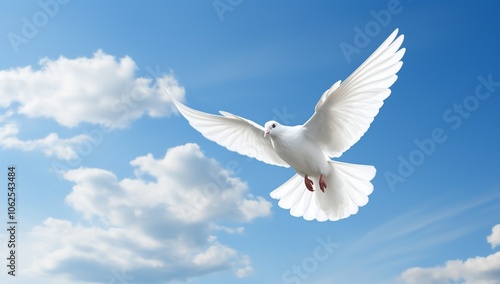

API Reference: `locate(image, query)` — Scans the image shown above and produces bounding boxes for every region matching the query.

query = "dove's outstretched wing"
[170,96,289,167]
[304,29,405,158]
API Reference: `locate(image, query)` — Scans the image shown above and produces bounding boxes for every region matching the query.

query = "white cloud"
[28,143,271,283]
[401,224,500,284]
[0,123,89,160]
[192,242,238,267]
[211,224,245,234]
[0,50,185,128]
[487,224,500,249]
[235,255,254,278]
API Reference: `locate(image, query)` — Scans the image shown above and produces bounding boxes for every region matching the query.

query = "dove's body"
[268,125,330,178]
[170,29,405,221]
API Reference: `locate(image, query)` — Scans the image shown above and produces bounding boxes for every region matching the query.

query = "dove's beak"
[264,130,270,137]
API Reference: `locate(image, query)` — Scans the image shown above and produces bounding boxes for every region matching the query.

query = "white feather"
[269,162,375,221]
[170,97,289,167]
[304,28,405,158]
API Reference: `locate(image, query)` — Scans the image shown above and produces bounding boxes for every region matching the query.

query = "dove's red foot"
[304,175,314,192]
[319,175,327,192]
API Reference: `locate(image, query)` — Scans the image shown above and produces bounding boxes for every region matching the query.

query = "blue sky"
[1,1,500,283]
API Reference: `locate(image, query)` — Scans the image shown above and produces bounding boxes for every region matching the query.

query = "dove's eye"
[272,124,276,128]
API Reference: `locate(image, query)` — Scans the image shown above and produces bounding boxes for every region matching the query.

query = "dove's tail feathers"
[270,161,376,222]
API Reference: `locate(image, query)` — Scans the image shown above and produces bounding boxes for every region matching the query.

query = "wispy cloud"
[0,122,89,160]
[311,191,500,283]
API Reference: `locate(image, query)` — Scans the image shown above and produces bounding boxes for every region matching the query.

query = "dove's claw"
[319,175,327,192]
[304,175,314,192]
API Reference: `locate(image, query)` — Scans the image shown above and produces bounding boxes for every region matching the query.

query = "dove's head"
[264,120,281,137]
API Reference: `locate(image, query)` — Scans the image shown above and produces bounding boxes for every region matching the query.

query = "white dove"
[170,29,405,221]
